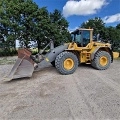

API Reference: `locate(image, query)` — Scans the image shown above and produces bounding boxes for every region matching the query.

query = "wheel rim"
[64,58,74,70]
[99,56,108,66]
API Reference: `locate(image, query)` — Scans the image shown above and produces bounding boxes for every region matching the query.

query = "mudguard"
[44,44,69,63]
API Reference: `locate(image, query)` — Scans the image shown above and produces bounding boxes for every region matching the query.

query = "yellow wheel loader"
[5,28,119,81]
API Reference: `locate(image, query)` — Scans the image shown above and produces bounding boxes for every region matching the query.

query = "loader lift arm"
[5,39,68,81]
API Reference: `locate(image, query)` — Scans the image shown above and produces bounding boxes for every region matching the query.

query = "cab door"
[81,30,90,47]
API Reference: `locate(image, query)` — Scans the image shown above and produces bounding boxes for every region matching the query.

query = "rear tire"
[91,51,111,70]
[55,51,78,75]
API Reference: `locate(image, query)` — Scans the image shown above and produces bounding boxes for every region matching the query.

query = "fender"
[91,47,100,60]
[45,44,69,62]
[91,47,113,62]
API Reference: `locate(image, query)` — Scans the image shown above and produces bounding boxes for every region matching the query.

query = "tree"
[0,0,15,47]
[81,17,105,36]
[116,23,120,29]
[31,7,51,50]
[49,9,71,47]
[0,1,71,51]
[115,24,120,45]
[0,0,39,48]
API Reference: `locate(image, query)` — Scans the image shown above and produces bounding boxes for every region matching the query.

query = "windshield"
[71,30,90,47]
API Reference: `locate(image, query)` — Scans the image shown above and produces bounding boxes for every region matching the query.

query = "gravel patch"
[0,58,120,120]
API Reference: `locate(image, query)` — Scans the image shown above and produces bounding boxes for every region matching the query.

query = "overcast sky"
[33,0,120,31]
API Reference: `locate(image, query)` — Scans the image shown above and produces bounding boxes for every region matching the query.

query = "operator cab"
[71,28,92,47]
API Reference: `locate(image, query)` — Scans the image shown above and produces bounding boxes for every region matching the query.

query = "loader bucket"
[5,49,34,81]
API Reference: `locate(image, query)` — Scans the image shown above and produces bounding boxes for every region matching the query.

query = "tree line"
[0,0,70,51]
[0,0,120,56]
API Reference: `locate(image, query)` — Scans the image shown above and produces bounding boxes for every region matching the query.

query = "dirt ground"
[0,57,120,120]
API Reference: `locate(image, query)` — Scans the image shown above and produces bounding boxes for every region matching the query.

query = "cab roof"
[71,28,93,34]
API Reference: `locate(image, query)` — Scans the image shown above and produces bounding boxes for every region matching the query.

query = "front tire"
[55,51,78,75]
[91,51,111,70]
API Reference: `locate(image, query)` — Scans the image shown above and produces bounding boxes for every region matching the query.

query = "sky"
[33,0,120,31]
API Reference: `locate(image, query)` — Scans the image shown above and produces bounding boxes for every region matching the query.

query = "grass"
[0,57,16,65]
[31,48,38,52]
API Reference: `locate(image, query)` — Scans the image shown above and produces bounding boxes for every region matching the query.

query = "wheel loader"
[5,28,119,81]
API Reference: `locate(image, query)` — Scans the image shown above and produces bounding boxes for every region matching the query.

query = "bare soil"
[0,57,120,120]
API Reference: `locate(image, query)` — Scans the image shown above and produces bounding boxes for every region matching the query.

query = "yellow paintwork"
[68,41,112,63]
[99,56,108,66]
[67,28,115,63]
[64,58,74,70]
[45,58,49,61]
[113,52,119,58]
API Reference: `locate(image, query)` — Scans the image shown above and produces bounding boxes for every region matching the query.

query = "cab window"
[82,30,90,46]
